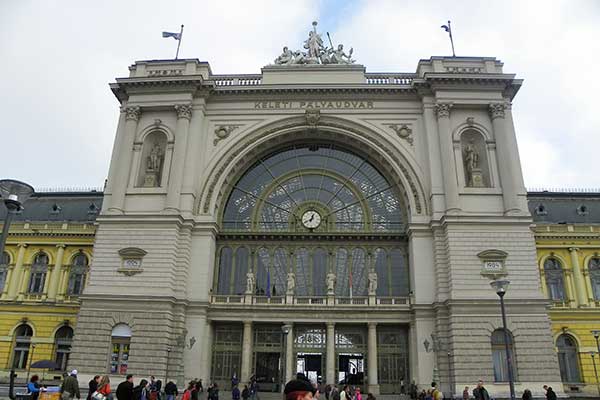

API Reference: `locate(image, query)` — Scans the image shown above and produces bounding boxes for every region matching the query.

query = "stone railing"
[365,74,415,85]
[213,75,263,86]
[210,295,408,306]
[212,74,415,87]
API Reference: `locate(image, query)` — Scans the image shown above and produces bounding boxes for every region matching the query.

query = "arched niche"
[136,130,168,188]
[460,129,491,188]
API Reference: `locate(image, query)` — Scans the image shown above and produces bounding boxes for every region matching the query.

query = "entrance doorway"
[296,353,323,383]
[254,352,280,392]
[338,353,364,385]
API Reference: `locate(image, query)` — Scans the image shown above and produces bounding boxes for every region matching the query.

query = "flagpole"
[175,24,184,59]
[447,20,456,57]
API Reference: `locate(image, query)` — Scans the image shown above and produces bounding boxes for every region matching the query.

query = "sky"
[1,0,599,190]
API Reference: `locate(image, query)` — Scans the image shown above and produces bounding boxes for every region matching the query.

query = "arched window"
[12,324,33,369]
[556,334,581,383]
[67,252,88,296]
[110,324,131,375]
[491,328,517,382]
[544,258,566,301]
[216,247,233,295]
[233,247,249,295]
[589,258,600,300]
[29,253,49,294]
[54,326,73,371]
[0,251,9,293]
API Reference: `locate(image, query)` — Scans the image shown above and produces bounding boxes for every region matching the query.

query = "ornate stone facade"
[68,55,561,399]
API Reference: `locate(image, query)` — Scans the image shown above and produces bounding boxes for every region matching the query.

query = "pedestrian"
[133,380,149,400]
[340,386,348,400]
[182,382,194,400]
[191,381,199,400]
[366,394,375,400]
[354,387,362,400]
[543,385,557,400]
[232,384,240,400]
[96,376,112,400]
[208,383,219,400]
[284,378,317,400]
[165,381,178,400]
[249,379,259,400]
[241,385,250,400]
[472,380,489,400]
[28,375,44,400]
[116,375,134,400]
[155,380,162,400]
[522,389,532,400]
[409,381,418,400]
[149,377,158,400]
[88,376,101,400]
[424,390,433,400]
[195,380,203,395]
[232,373,239,390]
[418,390,426,400]
[61,370,81,400]
[430,382,442,400]
[462,386,469,400]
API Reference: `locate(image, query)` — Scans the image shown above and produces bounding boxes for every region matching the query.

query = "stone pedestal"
[143,172,159,187]
[469,168,484,187]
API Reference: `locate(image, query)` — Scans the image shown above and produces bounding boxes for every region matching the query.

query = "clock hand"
[309,214,314,222]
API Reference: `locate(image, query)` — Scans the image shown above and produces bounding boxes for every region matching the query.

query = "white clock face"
[301,210,321,229]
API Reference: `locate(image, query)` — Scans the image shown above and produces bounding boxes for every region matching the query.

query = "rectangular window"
[109,339,130,374]
[13,343,30,369]
[28,272,46,294]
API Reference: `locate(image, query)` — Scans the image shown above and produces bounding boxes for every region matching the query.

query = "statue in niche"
[463,140,484,187]
[368,270,378,295]
[245,271,255,295]
[286,272,296,295]
[143,142,164,187]
[326,272,336,295]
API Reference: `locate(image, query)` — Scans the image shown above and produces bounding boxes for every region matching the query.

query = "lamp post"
[590,352,600,396]
[165,346,171,383]
[26,343,36,383]
[591,330,600,356]
[281,325,291,392]
[0,179,34,257]
[490,279,515,400]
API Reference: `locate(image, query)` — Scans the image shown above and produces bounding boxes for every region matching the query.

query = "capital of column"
[56,244,66,249]
[17,243,28,248]
[243,320,252,327]
[368,322,378,328]
[175,104,193,120]
[326,322,335,329]
[569,247,580,253]
[124,106,141,122]
[488,102,507,120]
[434,103,453,119]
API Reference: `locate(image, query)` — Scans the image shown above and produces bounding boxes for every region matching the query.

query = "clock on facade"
[301,210,321,229]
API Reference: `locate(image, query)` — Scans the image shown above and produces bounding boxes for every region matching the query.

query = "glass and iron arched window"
[589,258,600,300]
[556,334,581,383]
[54,326,73,371]
[216,144,409,299]
[12,324,33,369]
[67,252,88,296]
[29,253,49,294]
[491,328,517,382]
[544,258,566,301]
[0,251,9,293]
[110,324,131,375]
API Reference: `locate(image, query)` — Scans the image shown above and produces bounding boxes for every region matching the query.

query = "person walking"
[472,380,489,400]
[97,376,112,400]
[116,375,134,400]
[340,386,348,400]
[164,381,178,400]
[88,376,101,400]
[241,385,250,400]
[61,370,81,400]
[232,384,240,400]
[543,386,557,400]
[462,386,470,400]
[522,389,532,400]
[182,382,194,400]
[28,375,44,400]
[430,383,442,400]
[409,381,418,400]
[354,387,362,400]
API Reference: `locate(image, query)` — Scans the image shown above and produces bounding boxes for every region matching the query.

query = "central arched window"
[12,324,33,369]
[216,144,409,298]
[556,334,581,383]
[54,326,73,371]
[29,253,49,294]
[544,258,566,301]
[589,258,600,300]
[67,252,88,296]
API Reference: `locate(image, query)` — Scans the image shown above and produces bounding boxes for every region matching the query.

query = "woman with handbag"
[93,376,112,400]
[87,376,101,400]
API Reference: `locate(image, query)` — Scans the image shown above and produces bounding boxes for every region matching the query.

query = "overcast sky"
[1,0,599,190]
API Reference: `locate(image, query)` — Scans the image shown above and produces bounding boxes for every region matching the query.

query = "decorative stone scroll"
[273,21,355,65]
[389,124,413,145]
[117,247,147,276]
[213,125,239,146]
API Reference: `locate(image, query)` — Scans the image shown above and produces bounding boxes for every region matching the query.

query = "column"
[7,244,26,299]
[434,103,460,212]
[563,269,576,307]
[108,106,140,213]
[285,324,294,383]
[165,104,192,211]
[241,321,253,384]
[489,103,521,213]
[17,262,31,300]
[57,263,70,301]
[367,322,379,395]
[200,320,213,385]
[184,314,207,382]
[47,245,65,300]
[1,264,14,299]
[326,322,335,386]
[422,100,446,215]
[569,248,588,306]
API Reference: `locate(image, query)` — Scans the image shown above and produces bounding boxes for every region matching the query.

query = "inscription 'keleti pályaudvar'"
[255,100,374,109]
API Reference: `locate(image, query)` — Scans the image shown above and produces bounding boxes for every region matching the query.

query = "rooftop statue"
[273,21,355,66]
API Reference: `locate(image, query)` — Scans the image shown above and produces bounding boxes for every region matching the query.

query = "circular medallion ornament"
[301,210,321,229]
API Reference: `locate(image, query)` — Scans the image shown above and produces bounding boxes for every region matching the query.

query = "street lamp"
[165,346,171,383]
[0,179,34,256]
[590,352,600,396]
[591,330,600,355]
[26,343,36,383]
[490,279,515,400]
[281,325,291,392]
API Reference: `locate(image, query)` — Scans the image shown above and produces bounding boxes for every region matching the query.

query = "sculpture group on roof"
[273,21,355,66]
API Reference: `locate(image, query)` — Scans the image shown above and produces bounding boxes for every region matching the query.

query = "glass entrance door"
[296,353,323,383]
[254,352,281,392]
[338,353,364,385]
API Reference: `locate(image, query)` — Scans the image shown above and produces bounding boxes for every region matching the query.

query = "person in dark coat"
[232,385,240,400]
[87,376,101,400]
[116,375,134,400]
[543,386,557,400]
[472,380,489,400]
[241,385,250,400]
[522,389,532,400]
[164,381,178,400]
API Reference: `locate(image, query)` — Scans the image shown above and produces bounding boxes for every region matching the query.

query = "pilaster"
[434,103,460,212]
[367,322,379,395]
[569,247,588,306]
[240,320,253,383]
[7,244,27,299]
[285,323,294,383]
[326,322,335,385]
[165,104,192,211]
[47,244,66,300]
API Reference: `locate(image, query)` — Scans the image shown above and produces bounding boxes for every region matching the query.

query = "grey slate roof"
[0,191,104,223]
[527,191,600,224]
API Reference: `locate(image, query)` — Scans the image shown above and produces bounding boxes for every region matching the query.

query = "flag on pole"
[441,24,450,33]
[440,20,456,57]
[162,31,182,40]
